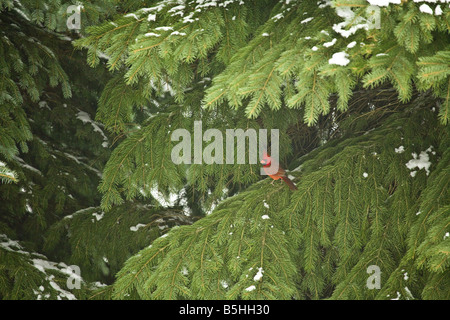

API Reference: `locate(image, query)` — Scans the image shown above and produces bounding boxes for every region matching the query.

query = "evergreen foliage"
[111,92,449,300]
[0,1,197,299]
[0,0,449,300]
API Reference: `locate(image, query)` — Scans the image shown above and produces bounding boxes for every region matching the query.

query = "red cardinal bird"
[260,151,297,190]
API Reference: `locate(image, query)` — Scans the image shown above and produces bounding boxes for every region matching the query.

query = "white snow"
[168,5,185,13]
[13,156,42,175]
[182,12,195,23]
[319,0,332,8]
[0,162,15,180]
[245,285,256,292]
[32,259,80,300]
[419,4,433,14]
[1,235,83,300]
[33,259,59,274]
[25,203,33,213]
[124,13,139,20]
[271,13,283,21]
[195,1,219,9]
[301,17,314,24]
[405,147,433,176]
[181,266,188,275]
[206,203,216,215]
[170,31,187,36]
[323,38,337,47]
[47,275,77,300]
[395,146,405,153]
[332,6,373,38]
[347,41,357,48]
[391,291,401,300]
[64,207,96,220]
[14,8,30,21]
[328,52,350,66]
[0,234,28,255]
[38,101,51,110]
[145,32,160,37]
[144,3,167,11]
[93,281,107,288]
[253,267,264,281]
[92,212,104,221]
[155,26,173,31]
[130,223,146,232]
[96,50,111,61]
[76,111,109,148]
[404,286,414,299]
[150,185,178,207]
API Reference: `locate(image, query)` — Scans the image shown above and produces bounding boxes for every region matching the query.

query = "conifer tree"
[0,0,197,299]
[1,0,449,300]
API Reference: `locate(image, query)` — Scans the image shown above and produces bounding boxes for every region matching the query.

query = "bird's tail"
[281,176,298,191]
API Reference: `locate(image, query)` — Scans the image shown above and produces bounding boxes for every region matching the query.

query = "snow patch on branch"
[394,146,405,153]
[405,146,434,177]
[124,13,139,20]
[130,223,147,232]
[76,111,109,148]
[92,212,104,222]
[253,267,264,281]
[145,32,161,37]
[0,234,27,255]
[328,52,350,66]
[245,285,256,292]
